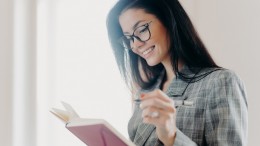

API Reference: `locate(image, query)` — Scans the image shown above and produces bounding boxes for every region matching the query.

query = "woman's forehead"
[119,9,155,32]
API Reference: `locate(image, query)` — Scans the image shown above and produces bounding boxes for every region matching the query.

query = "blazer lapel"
[166,76,189,98]
[166,67,222,99]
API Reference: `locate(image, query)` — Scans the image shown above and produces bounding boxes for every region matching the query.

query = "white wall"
[0,0,13,145]
[181,1,260,145]
[12,0,37,145]
[37,1,132,146]
[0,0,37,146]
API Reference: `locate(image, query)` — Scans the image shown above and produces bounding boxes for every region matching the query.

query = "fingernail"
[140,93,145,99]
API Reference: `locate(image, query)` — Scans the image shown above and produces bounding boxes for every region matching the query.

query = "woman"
[106,0,248,145]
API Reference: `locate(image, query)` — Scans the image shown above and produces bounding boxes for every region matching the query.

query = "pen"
[134,98,142,102]
[134,98,193,107]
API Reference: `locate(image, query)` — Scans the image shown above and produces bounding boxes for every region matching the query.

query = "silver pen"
[134,98,193,107]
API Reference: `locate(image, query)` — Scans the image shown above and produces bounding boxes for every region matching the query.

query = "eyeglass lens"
[120,22,151,50]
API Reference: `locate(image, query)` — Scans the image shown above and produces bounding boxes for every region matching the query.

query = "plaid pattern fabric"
[128,67,248,146]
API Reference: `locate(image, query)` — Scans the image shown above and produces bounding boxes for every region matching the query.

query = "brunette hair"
[106,0,219,90]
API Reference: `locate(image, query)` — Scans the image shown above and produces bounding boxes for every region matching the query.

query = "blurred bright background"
[0,0,259,146]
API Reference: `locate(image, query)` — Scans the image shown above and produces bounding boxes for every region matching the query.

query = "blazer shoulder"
[204,68,246,96]
[205,68,243,83]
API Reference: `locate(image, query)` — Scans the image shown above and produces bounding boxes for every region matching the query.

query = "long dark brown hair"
[106,0,219,90]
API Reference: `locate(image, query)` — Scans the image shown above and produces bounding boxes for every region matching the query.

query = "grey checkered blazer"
[128,67,248,146]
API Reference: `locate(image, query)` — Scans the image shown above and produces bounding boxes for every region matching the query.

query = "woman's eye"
[139,27,148,33]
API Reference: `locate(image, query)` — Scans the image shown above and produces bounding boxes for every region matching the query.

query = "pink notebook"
[50,101,135,146]
[67,123,129,146]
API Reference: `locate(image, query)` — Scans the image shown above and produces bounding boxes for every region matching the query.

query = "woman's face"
[119,8,170,66]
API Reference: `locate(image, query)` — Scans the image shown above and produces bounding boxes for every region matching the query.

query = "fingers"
[139,89,176,127]
[140,98,174,112]
[140,89,175,113]
[142,108,175,127]
[140,90,177,144]
[141,106,161,118]
[141,104,175,119]
[141,89,171,102]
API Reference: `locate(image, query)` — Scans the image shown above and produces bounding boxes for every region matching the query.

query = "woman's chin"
[146,60,159,66]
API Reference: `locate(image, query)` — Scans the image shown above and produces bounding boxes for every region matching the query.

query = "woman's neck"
[165,66,175,82]
[161,58,183,83]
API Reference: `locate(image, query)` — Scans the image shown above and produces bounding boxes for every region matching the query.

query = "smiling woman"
[106,0,248,146]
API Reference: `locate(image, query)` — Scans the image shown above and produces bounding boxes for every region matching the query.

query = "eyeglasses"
[118,21,152,50]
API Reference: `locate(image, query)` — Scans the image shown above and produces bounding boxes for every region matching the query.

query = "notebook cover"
[66,124,128,146]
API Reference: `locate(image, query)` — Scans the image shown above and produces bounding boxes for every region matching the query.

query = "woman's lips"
[142,46,155,58]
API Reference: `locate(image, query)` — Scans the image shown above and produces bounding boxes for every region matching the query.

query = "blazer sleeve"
[204,70,248,146]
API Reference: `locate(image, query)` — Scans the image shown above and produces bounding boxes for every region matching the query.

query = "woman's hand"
[140,89,177,146]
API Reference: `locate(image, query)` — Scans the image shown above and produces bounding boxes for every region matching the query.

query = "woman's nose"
[131,37,145,50]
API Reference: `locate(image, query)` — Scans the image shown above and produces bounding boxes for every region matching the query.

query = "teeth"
[143,47,154,55]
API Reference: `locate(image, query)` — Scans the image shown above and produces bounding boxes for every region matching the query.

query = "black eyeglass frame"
[118,21,152,50]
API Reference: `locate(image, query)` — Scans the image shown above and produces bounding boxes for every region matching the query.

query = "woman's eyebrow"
[132,20,146,30]
[123,20,146,35]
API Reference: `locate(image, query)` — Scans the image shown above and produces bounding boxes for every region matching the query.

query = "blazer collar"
[166,65,195,97]
[166,66,222,97]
